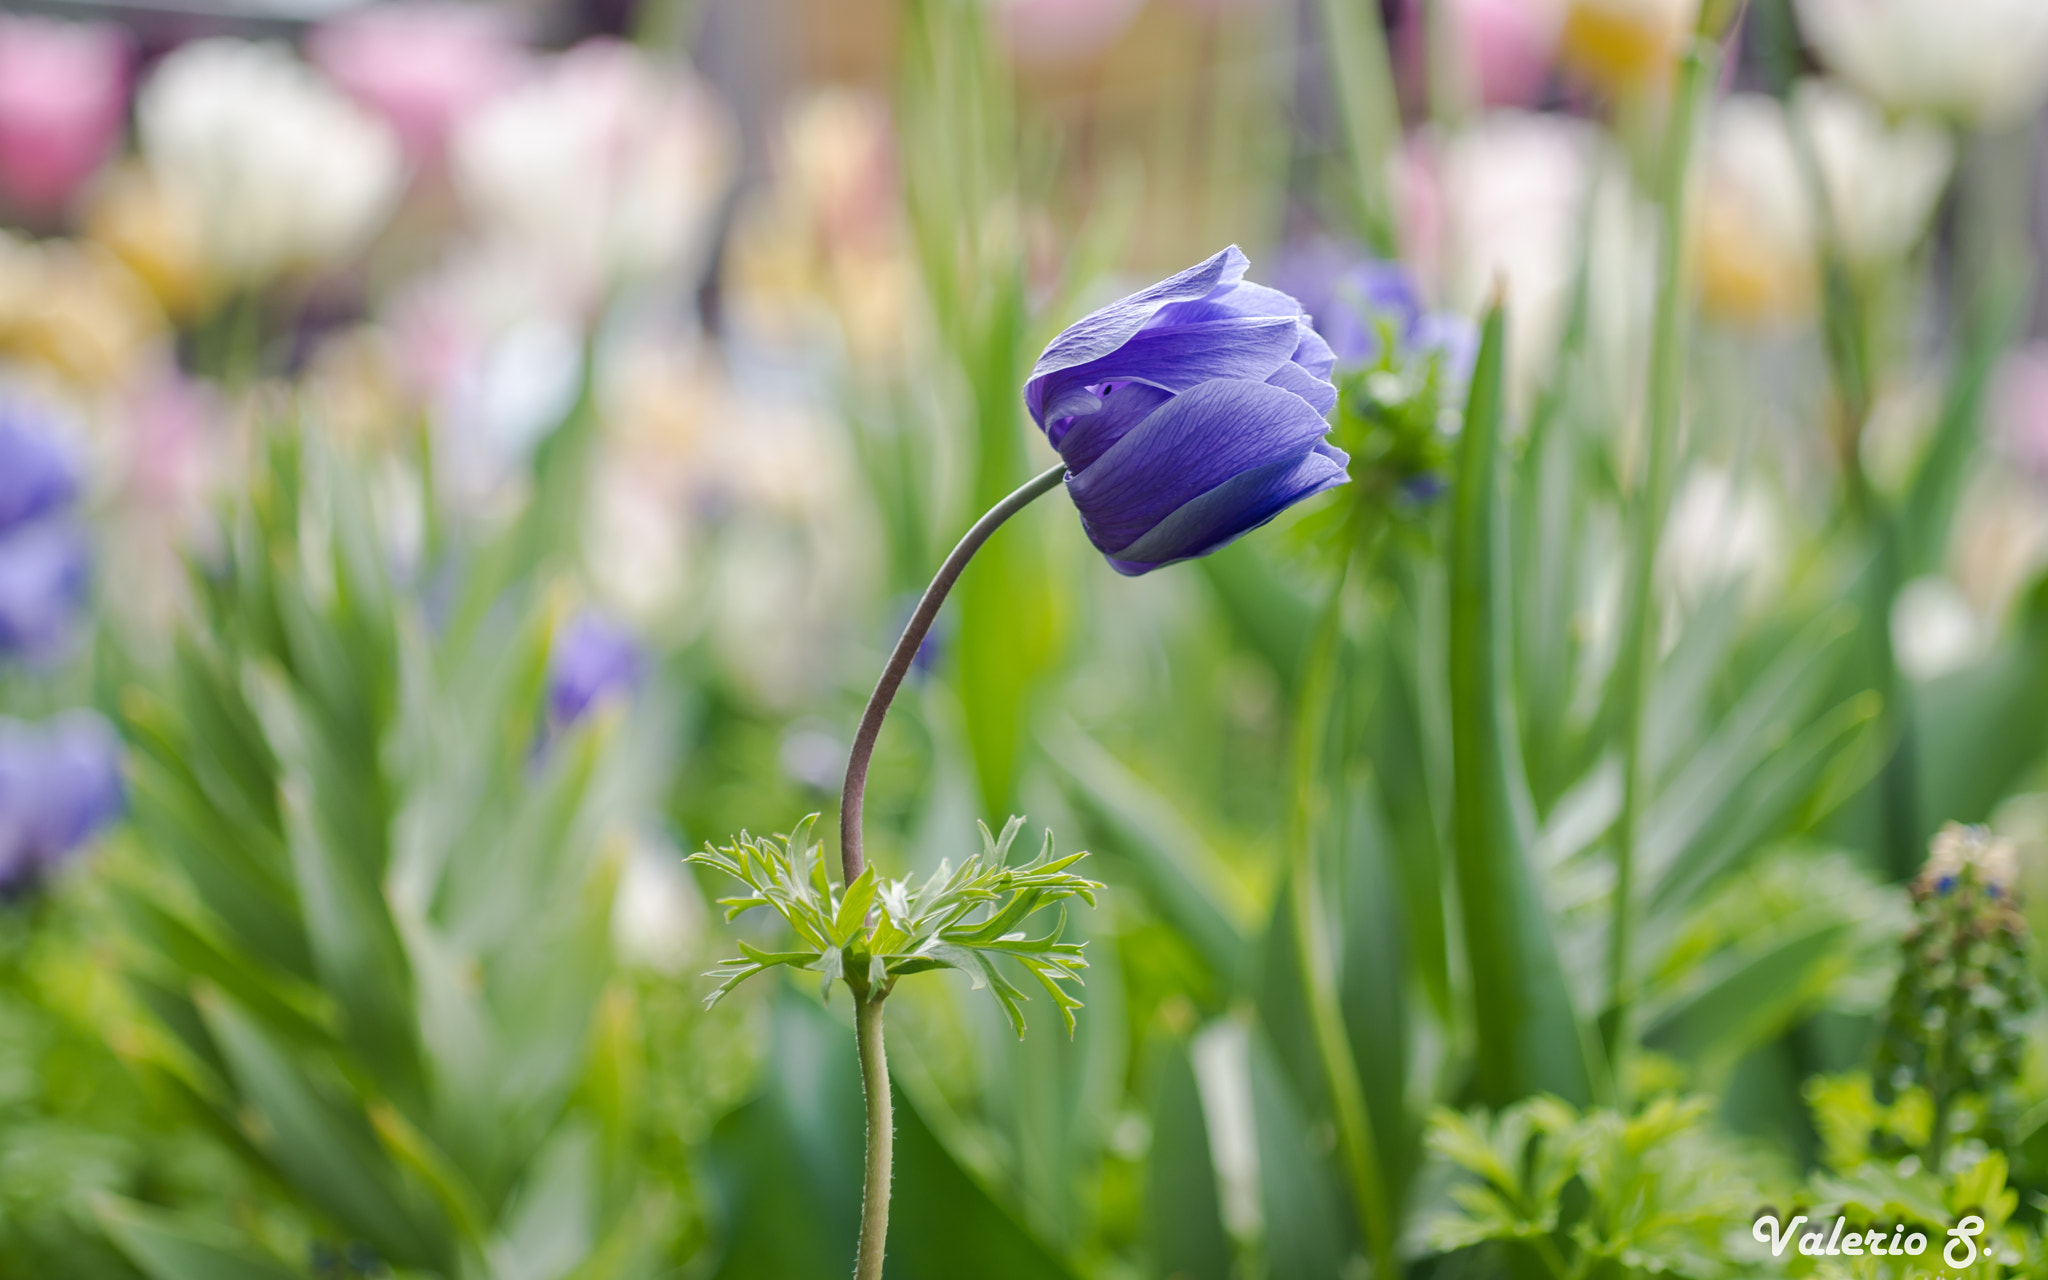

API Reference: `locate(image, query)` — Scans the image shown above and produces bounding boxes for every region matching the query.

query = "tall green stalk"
[1289,555,1395,1279]
[1606,44,1716,1081]
[1316,0,1403,257]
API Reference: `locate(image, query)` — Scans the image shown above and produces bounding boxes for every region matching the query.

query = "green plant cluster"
[92,427,682,1279]
[692,814,1100,1034]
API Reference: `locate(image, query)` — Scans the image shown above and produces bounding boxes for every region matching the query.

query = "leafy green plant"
[98,426,675,1280]
[1425,1094,1781,1280]
[692,813,1098,1036]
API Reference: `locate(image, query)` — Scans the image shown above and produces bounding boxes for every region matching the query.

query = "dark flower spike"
[1027,245,1351,575]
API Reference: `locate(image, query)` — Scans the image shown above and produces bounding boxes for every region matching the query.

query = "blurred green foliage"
[2,0,2047,1277]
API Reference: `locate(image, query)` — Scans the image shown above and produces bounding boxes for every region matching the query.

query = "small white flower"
[1794,0,2048,128]
[137,39,402,285]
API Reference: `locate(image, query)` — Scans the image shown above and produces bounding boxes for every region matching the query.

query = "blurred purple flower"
[0,407,89,662]
[0,406,82,533]
[0,16,128,219]
[547,611,643,726]
[1026,245,1348,576]
[1277,244,1476,379]
[0,710,123,897]
[0,521,90,659]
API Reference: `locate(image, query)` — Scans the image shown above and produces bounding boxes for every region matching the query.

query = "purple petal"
[1104,444,1350,575]
[1035,315,1304,428]
[1066,378,1339,554]
[1266,360,1337,416]
[1291,323,1336,383]
[1149,280,1304,327]
[1051,381,1173,471]
[1027,246,1249,414]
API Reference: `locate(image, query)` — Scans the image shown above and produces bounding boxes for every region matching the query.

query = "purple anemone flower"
[0,710,124,897]
[546,611,643,726]
[1025,245,1349,576]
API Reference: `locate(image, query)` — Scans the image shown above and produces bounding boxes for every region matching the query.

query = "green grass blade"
[1447,299,1596,1107]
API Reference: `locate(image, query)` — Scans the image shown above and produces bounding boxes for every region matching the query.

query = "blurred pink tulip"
[1994,344,2048,483]
[309,5,526,168]
[992,0,1146,66]
[0,17,128,218]
[1455,0,1563,105]
[1399,0,1562,108]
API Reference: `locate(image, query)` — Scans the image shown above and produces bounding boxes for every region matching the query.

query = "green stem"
[1606,43,1714,1085]
[853,993,893,1280]
[838,462,1066,883]
[1289,554,1395,1280]
[834,460,1066,1280]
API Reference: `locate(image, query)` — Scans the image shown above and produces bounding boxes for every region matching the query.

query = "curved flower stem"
[838,460,1067,883]
[1606,41,1715,1087]
[835,459,1065,1280]
[853,993,893,1280]
[1289,551,1394,1280]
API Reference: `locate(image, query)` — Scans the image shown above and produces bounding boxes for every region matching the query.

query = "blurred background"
[4,0,2048,1276]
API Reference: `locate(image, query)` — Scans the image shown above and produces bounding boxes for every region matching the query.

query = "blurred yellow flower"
[0,229,164,386]
[1694,95,1816,327]
[83,161,214,319]
[1559,0,1696,97]
[725,89,916,372]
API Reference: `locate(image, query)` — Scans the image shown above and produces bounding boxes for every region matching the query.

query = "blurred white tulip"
[1795,0,2048,128]
[451,39,735,305]
[137,39,402,286]
[1696,95,1815,326]
[385,245,584,520]
[1793,80,1953,266]
[1419,112,1642,406]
